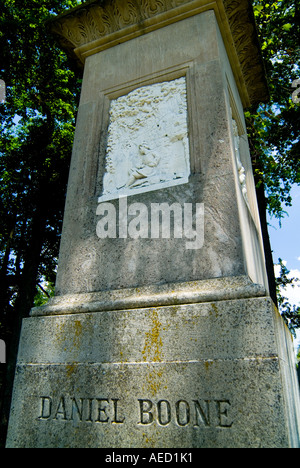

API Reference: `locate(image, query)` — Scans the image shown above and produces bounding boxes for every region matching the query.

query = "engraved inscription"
[38,396,125,424]
[138,399,233,428]
[38,396,233,429]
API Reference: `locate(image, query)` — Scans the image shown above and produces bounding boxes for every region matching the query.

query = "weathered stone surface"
[52,11,268,296]
[30,275,266,317]
[6,1,300,449]
[6,297,300,448]
[23,298,279,364]
[55,173,248,295]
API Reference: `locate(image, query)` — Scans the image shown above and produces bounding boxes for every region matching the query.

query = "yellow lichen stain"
[204,361,213,371]
[74,320,83,336]
[66,363,78,377]
[119,350,128,364]
[146,369,163,397]
[211,303,219,317]
[142,432,155,448]
[55,318,83,350]
[142,309,163,363]
[141,309,167,397]
[72,320,83,348]
[55,320,67,346]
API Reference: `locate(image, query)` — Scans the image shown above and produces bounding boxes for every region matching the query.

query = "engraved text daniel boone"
[38,396,233,428]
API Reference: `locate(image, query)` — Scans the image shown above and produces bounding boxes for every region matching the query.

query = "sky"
[268,184,300,355]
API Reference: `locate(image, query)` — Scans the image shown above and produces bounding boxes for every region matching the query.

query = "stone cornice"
[49,0,269,107]
[30,276,266,316]
[223,0,269,107]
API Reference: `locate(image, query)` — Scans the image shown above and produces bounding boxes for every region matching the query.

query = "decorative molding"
[49,0,269,107]
[223,0,268,106]
[30,275,266,317]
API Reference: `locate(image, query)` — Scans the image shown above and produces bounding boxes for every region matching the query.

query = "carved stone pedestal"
[6,0,300,448]
[6,280,300,448]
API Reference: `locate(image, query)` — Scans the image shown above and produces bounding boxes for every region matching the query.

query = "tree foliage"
[249,0,300,336]
[0,0,82,445]
[0,0,82,333]
[275,260,300,336]
[248,0,300,219]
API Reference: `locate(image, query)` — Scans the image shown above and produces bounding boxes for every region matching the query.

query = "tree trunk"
[0,208,47,446]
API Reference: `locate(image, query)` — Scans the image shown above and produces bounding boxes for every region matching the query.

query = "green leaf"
[282,23,292,31]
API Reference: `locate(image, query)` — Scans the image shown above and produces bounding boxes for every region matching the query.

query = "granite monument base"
[6,277,300,448]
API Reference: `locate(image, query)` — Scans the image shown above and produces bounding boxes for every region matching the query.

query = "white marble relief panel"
[100,77,190,201]
[232,118,249,205]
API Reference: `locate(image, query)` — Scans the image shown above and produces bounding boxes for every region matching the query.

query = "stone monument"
[6,0,300,448]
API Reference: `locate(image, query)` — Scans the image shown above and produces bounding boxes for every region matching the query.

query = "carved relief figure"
[232,119,248,204]
[127,144,160,188]
[101,77,190,199]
